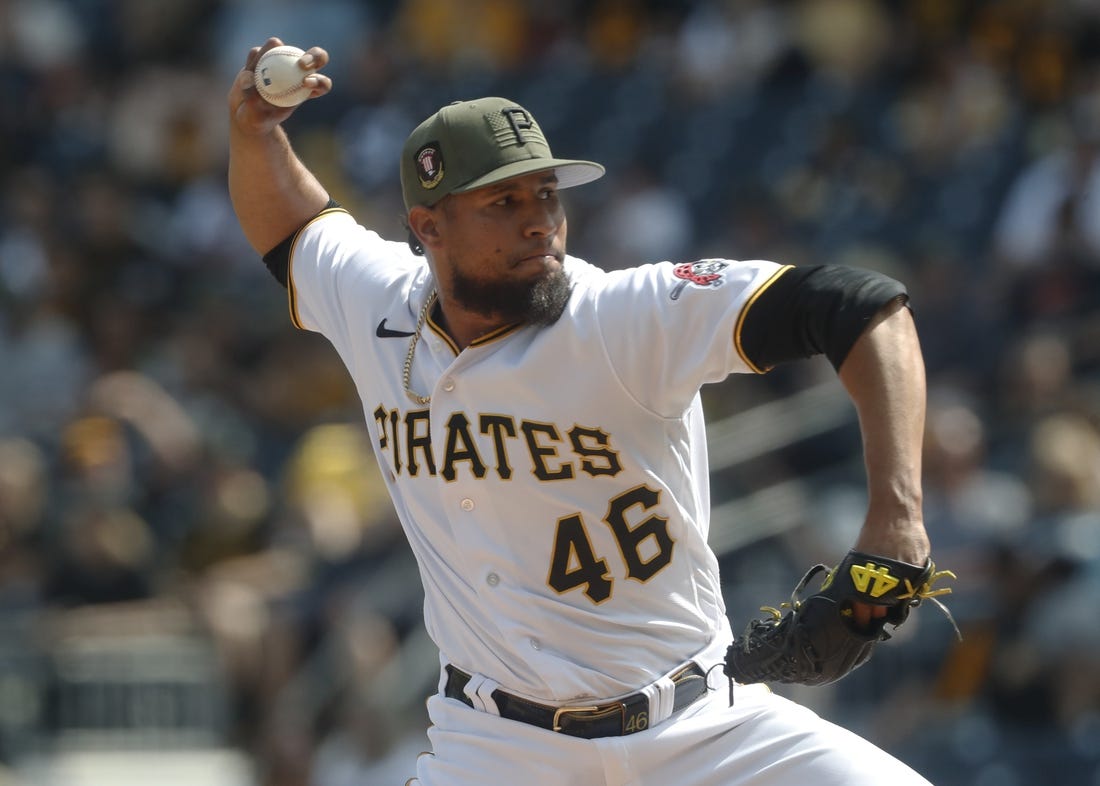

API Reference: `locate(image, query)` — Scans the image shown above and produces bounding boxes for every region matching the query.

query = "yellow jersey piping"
[734,264,794,374]
[287,207,347,329]
[424,304,525,356]
[470,321,524,346]
[423,293,460,356]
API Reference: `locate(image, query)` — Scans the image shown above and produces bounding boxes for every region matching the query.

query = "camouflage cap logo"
[416,143,445,190]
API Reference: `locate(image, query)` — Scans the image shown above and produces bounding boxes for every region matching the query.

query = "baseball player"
[228,39,938,785]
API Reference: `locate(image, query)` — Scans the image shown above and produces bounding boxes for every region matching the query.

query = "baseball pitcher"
[228,38,952,786]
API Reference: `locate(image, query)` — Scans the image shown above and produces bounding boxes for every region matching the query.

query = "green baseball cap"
[400,97,605,210]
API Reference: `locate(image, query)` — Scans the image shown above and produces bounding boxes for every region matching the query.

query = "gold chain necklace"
[402,290,436,406]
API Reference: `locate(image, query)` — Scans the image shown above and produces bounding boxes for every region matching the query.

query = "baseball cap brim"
[452,158,605,195]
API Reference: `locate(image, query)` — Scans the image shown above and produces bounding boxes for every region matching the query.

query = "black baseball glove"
[723,550,956,692]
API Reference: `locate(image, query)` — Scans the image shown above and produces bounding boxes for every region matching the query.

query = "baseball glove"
[723,550,956,692]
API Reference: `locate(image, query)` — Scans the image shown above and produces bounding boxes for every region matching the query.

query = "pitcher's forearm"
[228,124,329,256]
[838,302,929,562]
[226,39,333,255]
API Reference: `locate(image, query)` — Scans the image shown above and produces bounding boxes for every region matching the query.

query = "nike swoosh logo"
[376,318,415,338]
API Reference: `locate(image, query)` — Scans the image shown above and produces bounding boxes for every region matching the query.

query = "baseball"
[253,45,311,108]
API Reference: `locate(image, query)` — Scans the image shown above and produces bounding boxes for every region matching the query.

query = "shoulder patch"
[670,259,730,300]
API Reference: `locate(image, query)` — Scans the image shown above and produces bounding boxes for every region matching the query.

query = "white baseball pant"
[407,671,932,785]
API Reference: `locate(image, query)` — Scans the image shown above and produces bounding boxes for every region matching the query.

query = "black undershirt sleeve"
[739,265,909,372]
[261,198,341,288]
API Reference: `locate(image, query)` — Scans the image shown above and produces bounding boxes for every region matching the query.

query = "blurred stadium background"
[1,0,1098,784]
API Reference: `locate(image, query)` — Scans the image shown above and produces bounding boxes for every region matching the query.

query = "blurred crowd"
[1,0,1099,784]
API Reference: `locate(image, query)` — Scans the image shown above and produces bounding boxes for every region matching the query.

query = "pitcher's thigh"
[410,694,608,786]
[628,688,932,786]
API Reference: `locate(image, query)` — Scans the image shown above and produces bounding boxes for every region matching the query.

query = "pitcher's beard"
[449,265,572,326]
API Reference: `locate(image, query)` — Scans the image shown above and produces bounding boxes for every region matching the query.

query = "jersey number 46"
[547,484,675,604]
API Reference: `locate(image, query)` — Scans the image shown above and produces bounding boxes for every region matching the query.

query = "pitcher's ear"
[407,205,441,250]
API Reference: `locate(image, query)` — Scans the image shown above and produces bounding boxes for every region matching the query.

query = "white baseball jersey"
[287,208,787,704]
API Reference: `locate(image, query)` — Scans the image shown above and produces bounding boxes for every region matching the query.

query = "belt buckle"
[552,704,601,733]
[553,694,651,736]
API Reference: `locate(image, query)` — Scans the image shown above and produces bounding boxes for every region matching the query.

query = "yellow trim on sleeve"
[734,264,794,374]
[287,207,348,330]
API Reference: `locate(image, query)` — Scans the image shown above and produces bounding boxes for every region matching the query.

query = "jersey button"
[486,572,499,587]
[529,638,541,651]
[460,498,475,511]
[442,377,455,392]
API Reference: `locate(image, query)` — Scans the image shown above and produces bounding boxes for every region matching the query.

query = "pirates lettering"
[373,406,624,482]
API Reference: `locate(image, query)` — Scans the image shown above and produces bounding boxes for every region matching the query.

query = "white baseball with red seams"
[253,45,310,107]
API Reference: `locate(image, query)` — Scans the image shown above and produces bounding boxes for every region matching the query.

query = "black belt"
[443,662,708,739]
